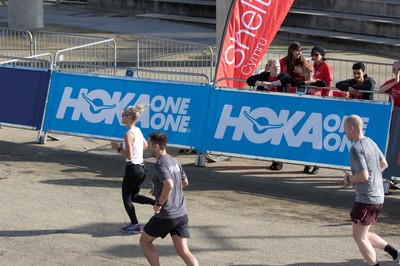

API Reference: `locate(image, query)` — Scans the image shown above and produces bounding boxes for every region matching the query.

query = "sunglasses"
[312,53,321,57]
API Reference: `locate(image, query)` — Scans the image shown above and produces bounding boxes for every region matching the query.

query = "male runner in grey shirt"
[140,132,199,266]
[343,115,399,266]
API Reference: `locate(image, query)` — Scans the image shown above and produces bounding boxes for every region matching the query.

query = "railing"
[214,78,391,103]
[0,28,117,74]
[257,50,393,87]
[0,27,33,57]
[0,54,53,69]
[0,29,394,89]
[44,0,87,5]
[135,36,214,84]
[54,39,117,75]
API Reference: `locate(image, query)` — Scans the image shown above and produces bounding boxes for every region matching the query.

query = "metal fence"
[53,39,117,74]
[0,27,33,57]
[0,28,394,93]
[35,31,117,74]
[258,51,393,87]
[134,36,214,84]
[0,54,53,69]
[0,28,117,74]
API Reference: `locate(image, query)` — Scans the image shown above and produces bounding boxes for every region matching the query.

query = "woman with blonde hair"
[111,104,155,233]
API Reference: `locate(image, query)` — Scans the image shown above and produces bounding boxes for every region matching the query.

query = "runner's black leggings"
[122,163,155,224]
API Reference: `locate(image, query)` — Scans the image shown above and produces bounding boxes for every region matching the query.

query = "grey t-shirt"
[152,154,187,219]
[350,137,385,204]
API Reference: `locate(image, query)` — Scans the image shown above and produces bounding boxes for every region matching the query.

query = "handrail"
[132,67,211,84]
[0,53,53,69]
[54,38,117,74]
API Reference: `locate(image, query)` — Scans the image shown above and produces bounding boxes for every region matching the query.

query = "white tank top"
[122,127,145,164]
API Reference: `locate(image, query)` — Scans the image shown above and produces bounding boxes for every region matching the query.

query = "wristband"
[156,201,163,207]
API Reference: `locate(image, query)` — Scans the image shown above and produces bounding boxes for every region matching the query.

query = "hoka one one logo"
[214,104,369,152]
[56,87,191,133]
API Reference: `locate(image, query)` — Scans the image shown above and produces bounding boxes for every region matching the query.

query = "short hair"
[148,131,168,150]
[393,60,400,71]
[352,62,366,72]
[345,115,363,130]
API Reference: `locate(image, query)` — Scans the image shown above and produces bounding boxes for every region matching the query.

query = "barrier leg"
[37,131,47,144]
[195,154,206,167]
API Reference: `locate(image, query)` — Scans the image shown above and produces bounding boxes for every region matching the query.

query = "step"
[88,0,216,18]
[276,26,400,57]
[284,8,400,39]
[135,13,216,27]
[291,0,400,18]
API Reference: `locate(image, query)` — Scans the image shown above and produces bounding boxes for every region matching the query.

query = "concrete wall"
[8,0,43,31]
[216,0,232,53]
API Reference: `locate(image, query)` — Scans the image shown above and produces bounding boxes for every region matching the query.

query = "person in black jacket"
[247,58,292,92]
[246,58,292,171]
[336,62,375,100]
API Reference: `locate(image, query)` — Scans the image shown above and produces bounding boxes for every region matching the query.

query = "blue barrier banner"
[42,72,212,145]
[201,89,393,168]
[0,66,51,129]
[43,72,392,168]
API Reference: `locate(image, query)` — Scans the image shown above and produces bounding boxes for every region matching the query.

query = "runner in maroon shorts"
[343,115,400,266]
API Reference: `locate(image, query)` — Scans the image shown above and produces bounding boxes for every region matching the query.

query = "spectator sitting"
[247,58,291,92]
[336,62,375,100]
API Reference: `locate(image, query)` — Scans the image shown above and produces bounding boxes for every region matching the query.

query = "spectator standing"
[379,60,400,108]
[342,115,400,266]
[336,62,375,100]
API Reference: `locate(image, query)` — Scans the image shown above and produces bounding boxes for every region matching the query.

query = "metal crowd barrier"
[135,36,214,84]
[260,51,393,87]
[214,78,391,103]
[0,28,117,74]
[0,54,53,69]
[54,39,117,75]
[0,27,33,57]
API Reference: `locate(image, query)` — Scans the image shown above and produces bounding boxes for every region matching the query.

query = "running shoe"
[120,223,142,234]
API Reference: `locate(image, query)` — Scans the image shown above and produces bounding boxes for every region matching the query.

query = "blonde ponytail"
[125,104,149,121]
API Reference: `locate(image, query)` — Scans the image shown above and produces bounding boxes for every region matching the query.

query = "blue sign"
[0,66,51,129]
[201,89,392,168]
[43,72,212,145]
[42,72,392,168]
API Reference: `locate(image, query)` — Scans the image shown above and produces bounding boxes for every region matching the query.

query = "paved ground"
[1,3,400,266]
[1,126,400,266]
